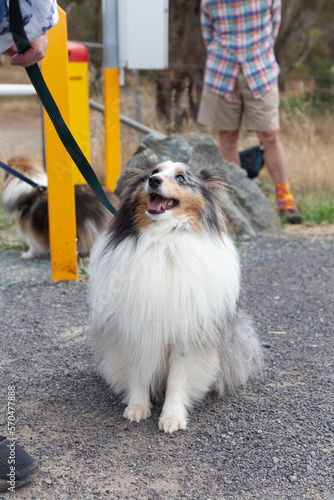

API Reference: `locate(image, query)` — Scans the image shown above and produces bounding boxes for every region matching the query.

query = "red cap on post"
[67,41,89,62]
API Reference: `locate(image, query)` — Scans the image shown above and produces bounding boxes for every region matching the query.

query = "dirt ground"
[0,102,44,183]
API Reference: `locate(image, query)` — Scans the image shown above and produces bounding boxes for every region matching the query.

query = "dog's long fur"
[88,158,262,433]
[1,158,119,259]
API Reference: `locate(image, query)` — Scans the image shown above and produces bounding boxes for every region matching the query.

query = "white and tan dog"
[88,158,262,433]
[1,158,118,258]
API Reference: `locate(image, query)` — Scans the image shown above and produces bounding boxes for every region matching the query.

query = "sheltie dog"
[1,158,119,259]
[88,158,262,433]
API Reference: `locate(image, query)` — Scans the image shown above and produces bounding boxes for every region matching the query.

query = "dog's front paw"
[21,250,36,259]
[124,404,151,423]
[159,414,187,433]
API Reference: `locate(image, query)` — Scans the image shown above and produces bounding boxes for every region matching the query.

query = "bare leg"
[219,130,240,165]
[257,130,288,185]
[159,347,219,433]
[220,129,289,184]
[258,130,301,221]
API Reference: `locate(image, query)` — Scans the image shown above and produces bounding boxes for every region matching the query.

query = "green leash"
[9,0,117,215]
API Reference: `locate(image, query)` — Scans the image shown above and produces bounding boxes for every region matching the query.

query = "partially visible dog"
[88,158,263,433]
[1,158,119,259]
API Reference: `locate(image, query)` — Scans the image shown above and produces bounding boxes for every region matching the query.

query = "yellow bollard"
[67,41,90,184]
[41,6,77,282]
[104,67,121,191]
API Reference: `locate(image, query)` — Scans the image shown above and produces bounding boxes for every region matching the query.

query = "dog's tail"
[217,310,263,395]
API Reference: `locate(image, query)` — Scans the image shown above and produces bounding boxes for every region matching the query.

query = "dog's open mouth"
[147,193,178,214]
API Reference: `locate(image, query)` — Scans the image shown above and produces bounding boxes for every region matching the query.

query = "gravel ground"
[0,233,333,500]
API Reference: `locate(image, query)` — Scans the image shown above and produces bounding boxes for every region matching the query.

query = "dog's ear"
[139,155,157,172]
[198,169,228,192]
[125,155,157,185]
[197,168,228,234]
[130,155,156,175]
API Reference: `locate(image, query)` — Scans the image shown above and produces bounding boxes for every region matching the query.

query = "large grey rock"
[115,132,282,237]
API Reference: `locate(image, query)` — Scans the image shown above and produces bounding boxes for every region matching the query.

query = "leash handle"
[8,0,117,215]
[8,0,30,54]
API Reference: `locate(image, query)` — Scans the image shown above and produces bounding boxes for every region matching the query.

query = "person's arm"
[3,32,48,66]
[200,0,214,48]
[0,0,58,65]
[271,0,281,44]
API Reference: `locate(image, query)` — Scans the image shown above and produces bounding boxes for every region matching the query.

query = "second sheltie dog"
[1,158,119,259]
[88,158,262,433]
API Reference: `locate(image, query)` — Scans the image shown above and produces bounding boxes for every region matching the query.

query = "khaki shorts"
[197,72,280,132]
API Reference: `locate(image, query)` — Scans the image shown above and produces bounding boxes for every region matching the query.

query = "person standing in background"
[197,0,302,224]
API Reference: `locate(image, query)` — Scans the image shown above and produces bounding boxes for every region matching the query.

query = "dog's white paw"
[124,404,151,423]
[21,251,36,259]
[159,414,187,433]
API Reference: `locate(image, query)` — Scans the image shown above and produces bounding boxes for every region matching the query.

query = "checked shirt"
[201,0,281,100]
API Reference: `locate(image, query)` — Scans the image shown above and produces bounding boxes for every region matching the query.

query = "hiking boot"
[279,208,303,224]
[0,436,39,491]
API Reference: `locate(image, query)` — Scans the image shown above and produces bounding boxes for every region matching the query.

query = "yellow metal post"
[67,41,90,184]
[104,67,121,191]
[41,6,77,282]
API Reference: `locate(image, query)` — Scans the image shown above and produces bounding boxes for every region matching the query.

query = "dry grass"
[115,74,334,197]
[1,59,334,197]
[272,106,334,197]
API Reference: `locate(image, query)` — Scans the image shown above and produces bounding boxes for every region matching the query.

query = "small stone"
[273,457,279,464]
[44,478,52,485]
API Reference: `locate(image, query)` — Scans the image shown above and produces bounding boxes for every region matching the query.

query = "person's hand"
[3,33,48,67]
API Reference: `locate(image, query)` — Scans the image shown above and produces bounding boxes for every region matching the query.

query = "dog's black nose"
[149,175,162,189]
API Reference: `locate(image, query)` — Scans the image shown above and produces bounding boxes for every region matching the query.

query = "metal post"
[102,0,119,67]
[134,70,142,125]
[102,0,121,190]
[67,41,91,184]
[41,7,77,282]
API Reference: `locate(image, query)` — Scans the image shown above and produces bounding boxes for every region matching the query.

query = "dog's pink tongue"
[148,195,167,211]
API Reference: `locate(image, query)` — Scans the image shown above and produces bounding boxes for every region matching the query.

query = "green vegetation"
[279,97,311,113]
[259,182,334,226]
[297,193,334,224]
[0,204,11,231]
[78,266,90,281]
[0,205,27,251]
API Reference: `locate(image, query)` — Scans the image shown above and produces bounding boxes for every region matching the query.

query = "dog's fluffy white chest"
[89,225,240,362]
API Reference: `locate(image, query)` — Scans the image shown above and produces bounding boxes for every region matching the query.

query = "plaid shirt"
[201,0,281,100]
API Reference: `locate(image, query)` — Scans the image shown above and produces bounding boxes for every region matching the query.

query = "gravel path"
[0,233,333,499]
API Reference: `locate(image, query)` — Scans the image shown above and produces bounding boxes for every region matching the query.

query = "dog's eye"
[176,174,185,183]
[151,169,159,175]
